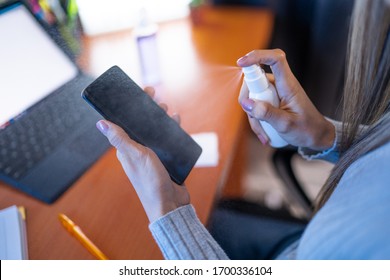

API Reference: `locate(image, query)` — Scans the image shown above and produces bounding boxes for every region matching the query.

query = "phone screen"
[82,66,202,185]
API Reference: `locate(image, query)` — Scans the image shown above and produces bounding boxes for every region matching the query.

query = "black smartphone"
[81,66,202,185]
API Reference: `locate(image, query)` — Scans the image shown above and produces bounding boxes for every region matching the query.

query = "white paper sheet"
[191,132,219,168]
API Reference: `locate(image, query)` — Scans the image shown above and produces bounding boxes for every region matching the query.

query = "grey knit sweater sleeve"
[298,119,341,163]
[298,119,371,163]
[149,204,229,260]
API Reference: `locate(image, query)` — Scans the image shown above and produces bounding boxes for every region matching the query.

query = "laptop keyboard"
[0,85,91,180]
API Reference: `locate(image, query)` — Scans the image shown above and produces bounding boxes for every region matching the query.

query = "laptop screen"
[0,3,78,127]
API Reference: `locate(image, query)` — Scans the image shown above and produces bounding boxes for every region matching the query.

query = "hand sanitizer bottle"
[134,8,160,86]
[242,64,288,148]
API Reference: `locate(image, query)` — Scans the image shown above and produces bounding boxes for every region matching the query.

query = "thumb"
[96,120,138,152]
[245,99,292,133]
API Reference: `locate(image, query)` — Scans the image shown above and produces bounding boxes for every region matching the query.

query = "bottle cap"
[134,7,158,37]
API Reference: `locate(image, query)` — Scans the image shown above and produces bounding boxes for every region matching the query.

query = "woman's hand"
[237,49,335,151]
[96,87,190,223]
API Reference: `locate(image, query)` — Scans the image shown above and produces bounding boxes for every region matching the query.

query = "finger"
[172,113,181,124]
[249,101,293,134]
[238,80,249,104]
[247,115,269,145]
[144,87,155,99]
[159,103,168,112]
[96,120,141,153]
[266,73,275,84]
[237,49,293,81]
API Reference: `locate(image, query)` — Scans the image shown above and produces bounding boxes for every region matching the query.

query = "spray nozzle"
[242,64,269,93]
[242,64,263,79]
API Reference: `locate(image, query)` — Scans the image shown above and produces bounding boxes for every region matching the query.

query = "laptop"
[0,0,110,203]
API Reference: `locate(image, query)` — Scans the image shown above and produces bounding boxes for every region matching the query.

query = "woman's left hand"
[96,88,190,223]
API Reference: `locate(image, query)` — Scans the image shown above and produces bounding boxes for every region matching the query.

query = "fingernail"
[172,113,181,124]
[96,120,109,135]
[241,98,254,112]
[237,55,248,65]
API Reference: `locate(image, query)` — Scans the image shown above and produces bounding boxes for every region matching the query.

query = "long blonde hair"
[314,0,390,212]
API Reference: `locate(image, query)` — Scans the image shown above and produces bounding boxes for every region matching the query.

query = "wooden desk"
[0,6,273,259]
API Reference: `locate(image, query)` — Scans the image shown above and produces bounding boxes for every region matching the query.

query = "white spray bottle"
[242,65,288,148]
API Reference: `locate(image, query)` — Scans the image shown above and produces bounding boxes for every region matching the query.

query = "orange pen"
[58,213,109,260]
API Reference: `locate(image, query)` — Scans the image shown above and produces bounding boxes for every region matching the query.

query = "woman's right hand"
[237,49,335,151]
